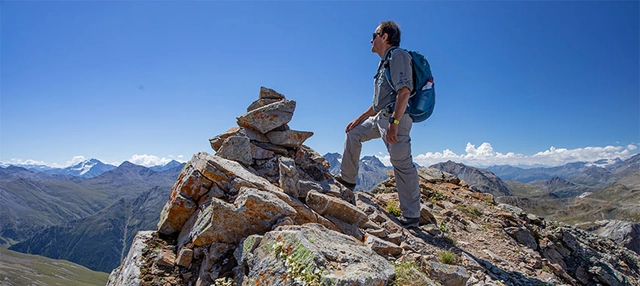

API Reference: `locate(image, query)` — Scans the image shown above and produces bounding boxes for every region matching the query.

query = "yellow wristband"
[392,119,400,125]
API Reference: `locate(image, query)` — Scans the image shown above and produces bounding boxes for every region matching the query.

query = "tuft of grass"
[391,261,428,286]
[455,205,482,220]
[387,200,402,216]
[439,221,449,233]
[438,250,458,265]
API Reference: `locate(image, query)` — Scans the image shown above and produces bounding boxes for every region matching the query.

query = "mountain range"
[1,153,638,275]
[0,159,185,272]
[486,156,632,187]
[1,159,184,179]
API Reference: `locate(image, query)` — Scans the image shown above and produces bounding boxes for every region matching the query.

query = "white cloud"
[1,158,48,166]
[1,156,88,168]
[376,142,639,167]
[127,154,175,167]
[66,156,86,167]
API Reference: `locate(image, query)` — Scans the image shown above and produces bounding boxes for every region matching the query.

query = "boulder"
[423,260,471,286]
[305,191,368,227]
[504,226,538,250]
[364,233,403,257]
[187,187,297,246]
[235,224,395,285]
[418,167,461,184]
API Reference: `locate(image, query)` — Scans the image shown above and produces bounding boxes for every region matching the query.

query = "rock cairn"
[108,87,640,286]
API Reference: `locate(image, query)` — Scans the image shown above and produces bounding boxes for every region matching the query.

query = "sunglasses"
[372,32,381,40]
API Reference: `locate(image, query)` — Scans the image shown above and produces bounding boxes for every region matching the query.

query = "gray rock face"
[588,220,640,255]
[107,231,154,286]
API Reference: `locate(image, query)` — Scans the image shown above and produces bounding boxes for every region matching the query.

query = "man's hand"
[346,117,363,133]
[385,86,411,144]
[346,106,377,133]
[386,122,399,143]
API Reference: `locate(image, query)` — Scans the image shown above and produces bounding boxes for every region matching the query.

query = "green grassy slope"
[0,248,109,286]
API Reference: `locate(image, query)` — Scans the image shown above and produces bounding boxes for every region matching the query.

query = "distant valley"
[0,159,184,272]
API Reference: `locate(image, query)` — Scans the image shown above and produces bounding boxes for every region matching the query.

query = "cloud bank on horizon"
[2,143,638,169]
[379,142,638,168]
[2,154,186,168]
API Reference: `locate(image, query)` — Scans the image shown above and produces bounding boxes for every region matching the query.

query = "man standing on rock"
[335,20,421,228]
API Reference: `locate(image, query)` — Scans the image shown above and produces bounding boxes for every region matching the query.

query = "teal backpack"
[385,49,436,123]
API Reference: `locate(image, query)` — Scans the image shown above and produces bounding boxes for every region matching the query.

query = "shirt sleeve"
[389,49,413,93]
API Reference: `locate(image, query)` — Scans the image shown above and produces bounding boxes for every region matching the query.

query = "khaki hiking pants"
[339,112,421,218]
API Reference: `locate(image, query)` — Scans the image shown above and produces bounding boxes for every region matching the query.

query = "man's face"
[371,25,384,53]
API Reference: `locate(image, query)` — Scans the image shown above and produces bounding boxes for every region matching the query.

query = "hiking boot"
[334,175,356,191]
[397,216,419,228]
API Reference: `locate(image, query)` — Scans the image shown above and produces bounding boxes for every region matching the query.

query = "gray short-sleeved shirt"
[372,47,413,112]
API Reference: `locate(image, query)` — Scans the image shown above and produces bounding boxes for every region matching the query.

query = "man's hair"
[379,20,401,46]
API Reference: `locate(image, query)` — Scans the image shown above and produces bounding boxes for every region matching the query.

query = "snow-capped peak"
[69,159,99,175]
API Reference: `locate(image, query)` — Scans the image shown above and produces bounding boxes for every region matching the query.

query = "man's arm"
[386,49,413,144]
[346,105,377,133]
[391,86,410,119]
[386,86,410,143]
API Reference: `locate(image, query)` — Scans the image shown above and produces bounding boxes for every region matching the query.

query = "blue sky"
[1,1,638,168]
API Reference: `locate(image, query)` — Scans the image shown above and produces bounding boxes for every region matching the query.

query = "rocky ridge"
[431,161,512,197]
[108,87,640,286]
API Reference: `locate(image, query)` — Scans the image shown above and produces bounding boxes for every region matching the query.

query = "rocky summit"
[107,87,640,286]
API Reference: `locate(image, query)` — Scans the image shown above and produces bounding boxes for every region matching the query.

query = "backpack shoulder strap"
[383,47,400,89]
